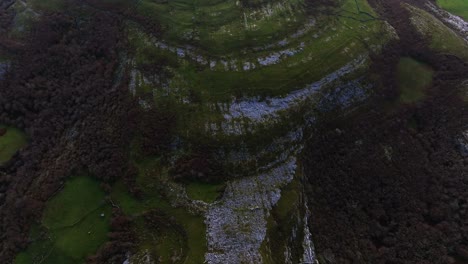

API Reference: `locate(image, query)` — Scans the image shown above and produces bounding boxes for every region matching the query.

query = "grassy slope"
[437,0,468,20]
[91,0,305,54]
[407,4,468,61]
[138,0,306,54]
[15,176,111,264]
[111,157,207,264]
[130,0,389,100]
[0,125,27,165]
[127,0,390,146]
[261,176,302,263]
[397,57,433,104]
[132,215,187,263]
[42,177,106,228]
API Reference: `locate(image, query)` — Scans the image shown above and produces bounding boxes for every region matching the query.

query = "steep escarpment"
[302,0,468,263]
[303,82,467,263]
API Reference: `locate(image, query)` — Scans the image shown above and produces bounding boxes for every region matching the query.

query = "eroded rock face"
[205,158,297,264]
[222,56,368,125]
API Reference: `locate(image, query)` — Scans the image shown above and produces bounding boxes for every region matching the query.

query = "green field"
[0,125,27,165]
[186,181,224,203]
[397,57,433,104]
[15,176,111,264]
[437,0,468,20]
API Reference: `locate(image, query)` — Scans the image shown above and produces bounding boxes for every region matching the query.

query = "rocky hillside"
[0,0,466,263]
